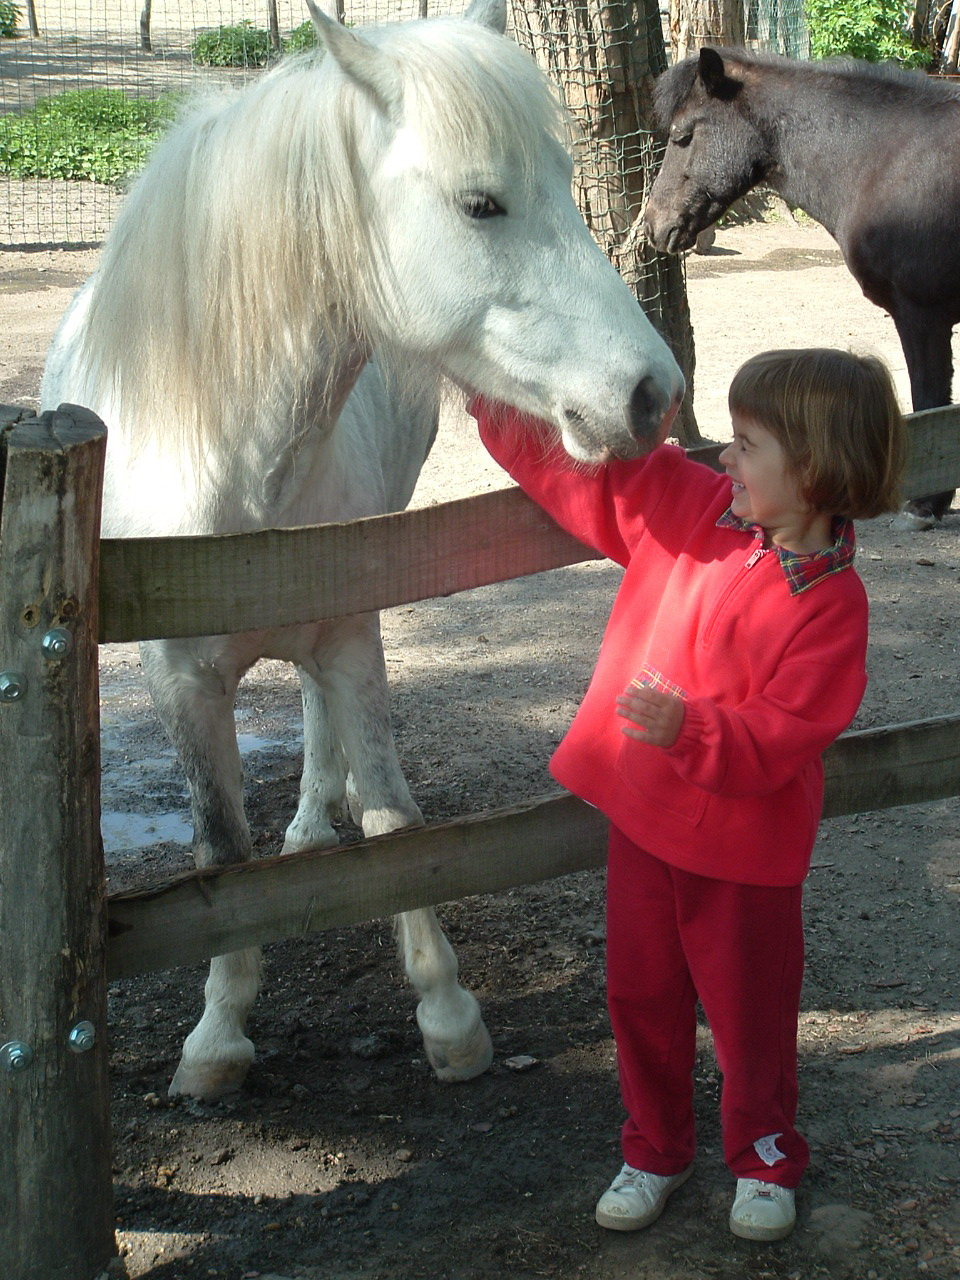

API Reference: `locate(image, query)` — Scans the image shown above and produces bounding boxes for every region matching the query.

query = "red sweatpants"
[606,826,809,1187]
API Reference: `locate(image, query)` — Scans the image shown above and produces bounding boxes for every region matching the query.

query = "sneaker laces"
[740,1178,789,1201]
[610,1164,650,1191]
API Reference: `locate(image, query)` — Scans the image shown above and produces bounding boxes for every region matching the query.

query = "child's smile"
[719,413,833,554]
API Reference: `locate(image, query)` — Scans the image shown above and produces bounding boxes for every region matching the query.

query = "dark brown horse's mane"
[654,47,960,125]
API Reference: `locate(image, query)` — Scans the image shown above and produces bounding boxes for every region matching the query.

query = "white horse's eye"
[461,193,506,220]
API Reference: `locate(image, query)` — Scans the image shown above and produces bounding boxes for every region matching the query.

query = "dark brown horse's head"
[643,48,773,254]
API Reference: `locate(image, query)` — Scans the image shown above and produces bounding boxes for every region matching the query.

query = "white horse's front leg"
[396,909,493,1082]
[313,616,493,1081]
[140,639,263,1100]
[168,949,262,1099]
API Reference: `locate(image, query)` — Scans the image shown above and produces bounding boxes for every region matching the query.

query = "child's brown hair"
[728,348,907,519]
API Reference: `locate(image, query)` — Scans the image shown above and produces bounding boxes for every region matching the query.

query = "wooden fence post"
[0,407,115,1279]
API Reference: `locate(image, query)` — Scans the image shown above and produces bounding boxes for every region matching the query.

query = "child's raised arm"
[469,396,708,567]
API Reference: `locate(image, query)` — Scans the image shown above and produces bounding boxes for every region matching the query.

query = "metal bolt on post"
[0,671,26,702]
[1,1040,34,1072]
[67,1021,96,1054]
[40,628,74,659]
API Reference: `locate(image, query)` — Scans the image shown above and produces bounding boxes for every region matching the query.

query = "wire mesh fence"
[1,0,344,243]
[0,0,808,248]
[744,0,808,56]
[514,1,670,329]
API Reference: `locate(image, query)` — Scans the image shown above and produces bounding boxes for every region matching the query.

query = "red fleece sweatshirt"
[472,400,869,887]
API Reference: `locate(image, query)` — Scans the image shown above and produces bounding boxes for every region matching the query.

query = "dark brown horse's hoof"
[892,503,939,532]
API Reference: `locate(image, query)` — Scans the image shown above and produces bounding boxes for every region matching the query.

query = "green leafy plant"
[804,0,931,67]
[0,0,22,37]
[284,19,319,53]
[192,20,274,67]
[0,88,177,185]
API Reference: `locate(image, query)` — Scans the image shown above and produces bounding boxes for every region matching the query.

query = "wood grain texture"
[107,714,960,980]
[97,405,960,643]
[0,408,116,1278]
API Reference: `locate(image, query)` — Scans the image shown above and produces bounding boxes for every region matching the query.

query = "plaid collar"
[716,509,856,596]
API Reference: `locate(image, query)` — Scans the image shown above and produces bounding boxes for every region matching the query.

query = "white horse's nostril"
[629,374,672,442]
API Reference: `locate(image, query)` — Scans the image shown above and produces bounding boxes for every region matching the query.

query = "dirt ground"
[1,217,959,1280]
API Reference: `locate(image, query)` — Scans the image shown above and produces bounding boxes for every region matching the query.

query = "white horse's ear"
[306,0,402,121]
[463,0,507,34]
[307,0,341,21]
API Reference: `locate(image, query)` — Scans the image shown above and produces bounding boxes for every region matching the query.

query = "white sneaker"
[729,1178,796,1241]
[595,1162,693,1231]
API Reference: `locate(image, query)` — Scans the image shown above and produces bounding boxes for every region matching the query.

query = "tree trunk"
[908,0,930,49]
[513,0,702,444]
[670,0,744,62]
[139,0,152,52]
[942,0,960,71]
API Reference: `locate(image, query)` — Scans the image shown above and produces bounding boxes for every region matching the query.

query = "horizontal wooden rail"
[899,404,960,499]
[820,711,960,819]
[107,795,607,979]
[97,406,960,643]
[98,485,598,643]
[106,712,960,979]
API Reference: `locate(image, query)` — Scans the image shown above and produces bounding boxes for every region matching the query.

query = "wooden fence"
[1,400,959,1279]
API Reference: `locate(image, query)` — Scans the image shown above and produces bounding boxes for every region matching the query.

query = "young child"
[469,348,906,1242]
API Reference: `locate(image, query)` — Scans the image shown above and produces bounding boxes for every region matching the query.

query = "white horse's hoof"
[282,796,343,854]
[891,509,937,532]
[419,1011,494,1082]
[168,1045,254,1100]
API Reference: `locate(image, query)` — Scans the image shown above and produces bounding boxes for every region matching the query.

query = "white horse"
[41,0,684,1100]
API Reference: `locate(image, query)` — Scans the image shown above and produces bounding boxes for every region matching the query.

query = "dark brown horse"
[644,47,960,527]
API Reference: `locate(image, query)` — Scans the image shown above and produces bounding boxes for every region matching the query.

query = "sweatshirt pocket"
[615,737,709,826]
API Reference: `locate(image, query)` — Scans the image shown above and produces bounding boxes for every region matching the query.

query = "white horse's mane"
[80,16,567,454]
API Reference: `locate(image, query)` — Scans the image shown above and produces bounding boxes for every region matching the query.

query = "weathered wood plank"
[97,403,960,643]
[899,405,960,499]
[821,712,960,819]
[0,408,116,1279]
[106,713,960,980]
[99,485,599,643]
[107,794,609,978]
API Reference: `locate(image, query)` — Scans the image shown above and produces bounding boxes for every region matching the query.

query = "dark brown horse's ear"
[698,47,741,100]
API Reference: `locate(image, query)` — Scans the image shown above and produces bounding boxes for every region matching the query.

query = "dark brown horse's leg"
[893,308,955,526]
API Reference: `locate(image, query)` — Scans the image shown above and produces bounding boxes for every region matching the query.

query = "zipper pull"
[745,545,766,568]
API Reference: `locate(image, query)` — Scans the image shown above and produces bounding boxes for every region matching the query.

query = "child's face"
[719,413,809,537]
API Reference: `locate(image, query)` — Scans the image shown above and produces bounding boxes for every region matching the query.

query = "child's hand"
[616,683,685,748]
